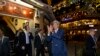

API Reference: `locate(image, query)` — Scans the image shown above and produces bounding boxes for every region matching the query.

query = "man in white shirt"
[23,29,30,44]
[18,25,33,56]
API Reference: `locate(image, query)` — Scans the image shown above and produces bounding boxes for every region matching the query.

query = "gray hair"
[52,20,60,24]
[89,29,97,32]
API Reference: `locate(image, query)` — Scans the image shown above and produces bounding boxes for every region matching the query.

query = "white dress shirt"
[91,35,96,44]
[24,30,30,44]
[54,28,59,33]
[38,33,42,41]
[38,33,44,44]
[0,36,4,44]
[91,35,97,48]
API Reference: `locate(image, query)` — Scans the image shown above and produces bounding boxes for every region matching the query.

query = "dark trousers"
[18,44,32,56]
[25,44,32,56]
[48,47,52,56]
[85,49,96,56]
[19,49,26,56]
[15,46,20,56]
[36,45,45,56]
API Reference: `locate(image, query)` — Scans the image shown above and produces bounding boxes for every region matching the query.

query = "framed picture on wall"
[35,23,40,28]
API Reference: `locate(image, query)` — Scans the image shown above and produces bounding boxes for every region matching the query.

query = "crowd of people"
[0,20,98,56]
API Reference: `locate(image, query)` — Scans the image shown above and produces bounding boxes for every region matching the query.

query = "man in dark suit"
[0,28,10,56]
[14,28,23,56]
[85,28,97,56]
[34,29,45,56]
[18,26,33,56]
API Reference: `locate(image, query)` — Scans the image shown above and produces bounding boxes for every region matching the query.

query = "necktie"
[26,31,29,44]
[41,36,43,41]
[93,37,97,49]
[41,36,44,44]
[93,37,97,44]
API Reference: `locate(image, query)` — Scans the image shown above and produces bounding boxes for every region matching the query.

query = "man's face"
[19,29,23,32]
[53,23,59,30]
[90,30,96,36]
[24,26,29,31]
[39,30,44,35]
[0,29,3,38]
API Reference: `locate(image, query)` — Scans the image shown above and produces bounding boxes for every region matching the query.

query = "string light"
[9,6,13,11]
[13,6,17,10]
[22,10,27,15]
[29,12,33,14]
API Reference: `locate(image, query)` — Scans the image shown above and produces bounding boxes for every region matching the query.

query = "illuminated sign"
[0,1,35,19]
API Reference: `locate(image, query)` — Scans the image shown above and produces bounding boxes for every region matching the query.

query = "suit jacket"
[86,35,96,50]
[47,29,67,56]
[34,34,45,49]
[18,31,33,48]
[0,36,10,56]
[85,35,96,56]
